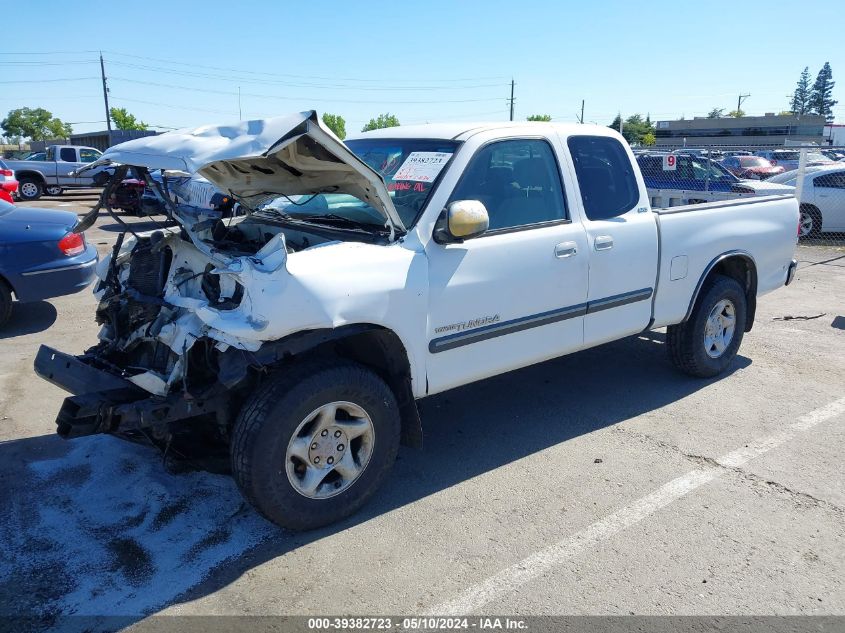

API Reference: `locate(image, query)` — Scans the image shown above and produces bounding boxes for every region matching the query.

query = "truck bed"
[651,194,798,328]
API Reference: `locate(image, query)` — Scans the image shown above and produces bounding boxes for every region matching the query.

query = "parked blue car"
[0,199,98,328]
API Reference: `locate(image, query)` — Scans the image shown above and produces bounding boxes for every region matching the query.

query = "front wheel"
[667,275,747,378]
[231,360,401,530]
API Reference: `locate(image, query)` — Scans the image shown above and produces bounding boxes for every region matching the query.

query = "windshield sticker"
[392,152,453,182]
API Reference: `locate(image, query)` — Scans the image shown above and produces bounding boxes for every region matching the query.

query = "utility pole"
[580,99,585,124]
[508,80,515,121]
[736,93,750,115]
[99,52,112,133]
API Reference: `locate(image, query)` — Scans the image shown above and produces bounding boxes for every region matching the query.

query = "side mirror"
[433,200,490,244]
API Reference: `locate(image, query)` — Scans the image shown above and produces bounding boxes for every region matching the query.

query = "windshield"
[739,157,771,167]
[689,158,737,182]
[256,138,459,231]
[347,138,460,228]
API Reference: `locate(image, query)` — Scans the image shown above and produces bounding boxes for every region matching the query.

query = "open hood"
[81,111,403,232]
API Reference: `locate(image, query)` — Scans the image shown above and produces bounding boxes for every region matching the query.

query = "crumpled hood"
[79,110,403,232]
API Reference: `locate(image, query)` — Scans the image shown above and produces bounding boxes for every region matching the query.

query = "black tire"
[0,281,12,329]
[45,185,63,196]
[799,205,822,239]
[17,177,43,201]
[667,274,747,378]
[231,359,401,530]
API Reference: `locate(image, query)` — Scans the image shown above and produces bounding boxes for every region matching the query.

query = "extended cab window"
[449,139,566,231]
[79,148,101,163]
[59,147,77,162]
[568,136,639,220]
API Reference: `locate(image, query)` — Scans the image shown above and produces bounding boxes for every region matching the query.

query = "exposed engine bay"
[92,211,363,397]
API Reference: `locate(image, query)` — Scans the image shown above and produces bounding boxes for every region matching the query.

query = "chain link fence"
[634,145,845,244]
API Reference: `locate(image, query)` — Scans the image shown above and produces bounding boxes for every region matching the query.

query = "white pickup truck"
[35,111,799,530]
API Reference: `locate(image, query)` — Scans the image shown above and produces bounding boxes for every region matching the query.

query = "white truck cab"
[36,112,799,530]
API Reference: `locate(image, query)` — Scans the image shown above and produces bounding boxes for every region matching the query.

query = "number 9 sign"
[662,154,677,171]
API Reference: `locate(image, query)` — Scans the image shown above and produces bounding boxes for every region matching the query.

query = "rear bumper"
[785,259,798,286]
[35,345,226,439]
[14,244,98,302]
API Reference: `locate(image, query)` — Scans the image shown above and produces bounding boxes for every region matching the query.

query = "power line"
[108,77,504,104]
[104,60,506,91]
[0,77,99,83]
[102,50,509,84]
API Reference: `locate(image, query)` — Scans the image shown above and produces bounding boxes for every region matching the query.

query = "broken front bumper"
[34,345,227,439]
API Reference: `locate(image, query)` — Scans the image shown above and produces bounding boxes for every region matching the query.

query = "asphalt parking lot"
[1,190,844,624]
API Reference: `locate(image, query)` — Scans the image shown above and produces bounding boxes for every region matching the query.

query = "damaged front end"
[34,110,404,467]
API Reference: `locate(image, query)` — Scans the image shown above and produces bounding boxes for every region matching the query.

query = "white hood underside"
[82,110,404,232]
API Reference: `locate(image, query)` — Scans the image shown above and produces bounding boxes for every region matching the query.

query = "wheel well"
[237,324,423,448]
[698,254,758,332]
[14,170,46,183]
[799,203,822,220]
[0,273,15,299]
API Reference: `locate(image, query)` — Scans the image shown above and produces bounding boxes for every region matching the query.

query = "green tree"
[641,132,656,146]
[526,114,552,121]
[809,62,837,121]
[1,107,72,141]
[361,113,400,132]
[321,113,347,139]
[727,109,745,118]
[707,108,725,118]
[790,66,812,116]
[609,113,655,145]
[109,107,148,131]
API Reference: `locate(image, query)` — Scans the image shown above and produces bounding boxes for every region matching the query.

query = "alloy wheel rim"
[285,400,375,499]
[21,182,38,198]
[703,299,736,359]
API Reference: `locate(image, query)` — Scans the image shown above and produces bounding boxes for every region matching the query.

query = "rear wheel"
[18,178,43,201]
[799,206,822,239]
[45,185,63,196]
[667,274,747,378]
[231,359,401,530]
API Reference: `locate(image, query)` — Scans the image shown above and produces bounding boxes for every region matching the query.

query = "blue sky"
[2,0,843,135]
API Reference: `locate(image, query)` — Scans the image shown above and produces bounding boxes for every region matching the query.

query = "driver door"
[424,137,589,394]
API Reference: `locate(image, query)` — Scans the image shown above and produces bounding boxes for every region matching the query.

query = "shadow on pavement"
[0,332,751,624]
[0,301,57,339]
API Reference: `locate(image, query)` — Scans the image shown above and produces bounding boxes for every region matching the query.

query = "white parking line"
[430,396,845,615]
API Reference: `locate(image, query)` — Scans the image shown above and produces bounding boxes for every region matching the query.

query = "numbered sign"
[662,154,677,171]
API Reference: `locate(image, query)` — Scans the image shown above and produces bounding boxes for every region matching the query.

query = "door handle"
[594,235,614,251]
[554,241,578,258]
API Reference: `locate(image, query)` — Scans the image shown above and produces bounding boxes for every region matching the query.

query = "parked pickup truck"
[34,112,799,530]
[6,145,108,200]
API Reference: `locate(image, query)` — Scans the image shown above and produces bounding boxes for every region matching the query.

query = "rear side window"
[814,172,845,189]
[59,147,76,162]
[568,136,639,220]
